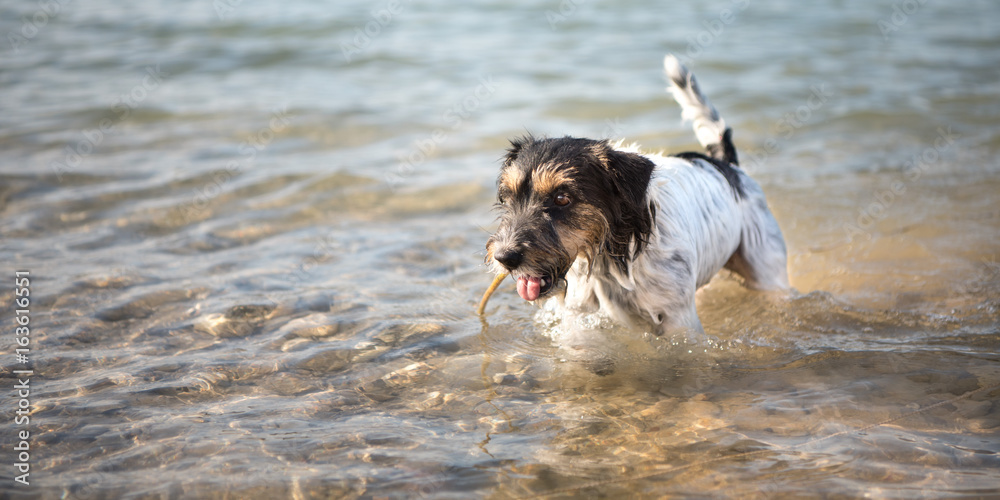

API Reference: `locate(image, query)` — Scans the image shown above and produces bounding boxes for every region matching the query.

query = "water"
[2,0,999,498]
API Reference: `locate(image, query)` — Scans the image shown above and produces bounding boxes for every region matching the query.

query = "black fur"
[602,147,656,271]
[707,127,739,166]
[495,136,656,276]
[673,150,745,199]
[502,137,526,168]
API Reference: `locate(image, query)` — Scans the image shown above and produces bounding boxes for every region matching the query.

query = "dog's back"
[561,56,790,333]
[661,55,790,295]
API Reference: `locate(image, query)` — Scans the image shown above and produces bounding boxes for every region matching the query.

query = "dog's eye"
[553,193,571,207]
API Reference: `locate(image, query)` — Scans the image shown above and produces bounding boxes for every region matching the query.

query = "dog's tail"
[663,54,738,165]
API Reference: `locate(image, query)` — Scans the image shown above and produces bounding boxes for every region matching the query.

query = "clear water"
[2,0,999,498]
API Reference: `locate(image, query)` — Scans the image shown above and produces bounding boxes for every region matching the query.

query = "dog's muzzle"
[492,248,555,301]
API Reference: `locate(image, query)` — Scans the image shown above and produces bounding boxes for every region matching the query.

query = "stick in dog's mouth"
[476,272,508,316]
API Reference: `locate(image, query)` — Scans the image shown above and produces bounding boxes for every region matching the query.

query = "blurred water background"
[1,0,999,498]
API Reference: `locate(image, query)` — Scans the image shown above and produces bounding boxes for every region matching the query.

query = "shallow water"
[2,0,999,498]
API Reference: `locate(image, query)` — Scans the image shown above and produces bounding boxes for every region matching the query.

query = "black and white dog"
[485,55,788,337]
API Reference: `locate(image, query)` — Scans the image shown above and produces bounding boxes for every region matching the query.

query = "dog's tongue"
[516,276,542,301]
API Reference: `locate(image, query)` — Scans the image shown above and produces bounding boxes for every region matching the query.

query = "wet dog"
[485,55,789,338]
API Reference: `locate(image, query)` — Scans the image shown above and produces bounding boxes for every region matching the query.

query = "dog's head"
[485,136,656,302]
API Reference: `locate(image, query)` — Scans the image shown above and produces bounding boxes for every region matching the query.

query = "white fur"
[555,149,787,336]
[546,57,789,337]
[663,54,728,150]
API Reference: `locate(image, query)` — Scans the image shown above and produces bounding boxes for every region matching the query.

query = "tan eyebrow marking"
[500,166,525,196]
[532,164,574,197]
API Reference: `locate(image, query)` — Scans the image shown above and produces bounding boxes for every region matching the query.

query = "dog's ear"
[504,135,532,167]
[597,146,656,271]
[604,148,654,213]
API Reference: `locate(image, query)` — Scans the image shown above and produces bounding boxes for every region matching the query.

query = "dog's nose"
[494,248,524,270]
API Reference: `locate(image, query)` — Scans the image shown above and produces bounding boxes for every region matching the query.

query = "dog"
[484,54,789,340]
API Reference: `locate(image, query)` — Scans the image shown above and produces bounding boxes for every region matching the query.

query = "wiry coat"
[486,55,788,337]
[560,145,788,334]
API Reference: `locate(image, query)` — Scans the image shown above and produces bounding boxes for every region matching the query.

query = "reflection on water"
[1,0,999,498]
